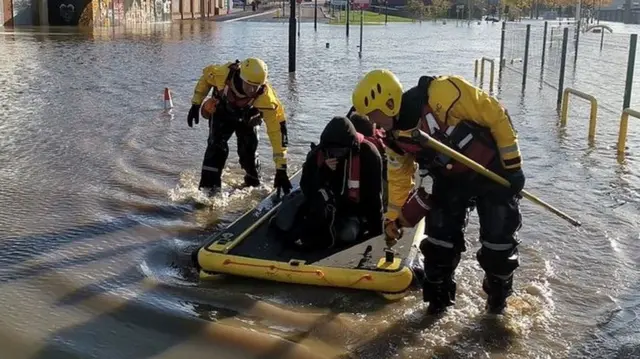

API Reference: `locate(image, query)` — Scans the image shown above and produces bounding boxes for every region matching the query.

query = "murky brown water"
[1,18,640,359]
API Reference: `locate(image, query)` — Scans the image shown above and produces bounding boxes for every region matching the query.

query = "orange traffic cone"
[164,88,173,109]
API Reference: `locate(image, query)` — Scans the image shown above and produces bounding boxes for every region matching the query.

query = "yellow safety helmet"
[239,57,268,87]
[352,69,403,118]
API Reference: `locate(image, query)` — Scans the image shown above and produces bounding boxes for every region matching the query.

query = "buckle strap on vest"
[217,60,264,111]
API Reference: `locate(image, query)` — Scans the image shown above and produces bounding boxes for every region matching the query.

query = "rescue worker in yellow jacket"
[352,69,526,315]
[187,58,292,195]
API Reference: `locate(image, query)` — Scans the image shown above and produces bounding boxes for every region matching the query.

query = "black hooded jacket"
[300,116,384,237]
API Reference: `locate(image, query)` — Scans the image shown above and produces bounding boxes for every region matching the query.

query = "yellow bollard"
[478,57,495,92]
[560,88,598,142]
[617,108,640,154]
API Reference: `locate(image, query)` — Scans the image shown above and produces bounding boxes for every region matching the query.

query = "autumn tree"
[406,0,427,19]
[503,0,533,13]
[580,0,613,9]
[428,0,451,19]
[538,0,612,11]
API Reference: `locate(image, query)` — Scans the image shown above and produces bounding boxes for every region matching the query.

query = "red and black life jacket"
[316,133,367,203]
[364,128,386,155]
[392,104,498,176]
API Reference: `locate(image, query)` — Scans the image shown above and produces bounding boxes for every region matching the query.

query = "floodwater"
[1,16,640,359]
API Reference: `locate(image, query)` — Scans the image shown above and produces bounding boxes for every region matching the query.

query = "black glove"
[274,168,293,195]
[244,107,263,127]
[505,168,525,195]
[187,104,201,128]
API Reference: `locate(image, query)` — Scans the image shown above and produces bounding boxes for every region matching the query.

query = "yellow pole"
[489,60,495,92]
[560,88,570,127]
[617,108,640,154]
[588,100,598,141]
[560,88,599,142]
[618,111,629,154]
[398,129,582,227]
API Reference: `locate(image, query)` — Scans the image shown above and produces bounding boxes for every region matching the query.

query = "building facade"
[598,0,640,24]
[1,0,228,26]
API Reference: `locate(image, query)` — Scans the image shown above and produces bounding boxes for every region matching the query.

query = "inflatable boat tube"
[193,170,425,300]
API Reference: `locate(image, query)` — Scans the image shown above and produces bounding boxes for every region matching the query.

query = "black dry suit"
[276,117,384,250]
[393,78,524,314]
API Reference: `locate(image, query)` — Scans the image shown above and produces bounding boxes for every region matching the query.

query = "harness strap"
[315,134,365,203]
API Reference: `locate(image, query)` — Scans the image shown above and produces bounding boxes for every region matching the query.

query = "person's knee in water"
[297,116,384,249]
[186,58,292,196]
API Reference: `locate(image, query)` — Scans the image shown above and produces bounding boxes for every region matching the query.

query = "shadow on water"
[194,273,392,314]
[0,242,149,285]
[31,259,367,359]
[357,311,516,359]
[11,205,391,359]
[0,204,192,270]
[442,314,517,357]
[344,307,441,359]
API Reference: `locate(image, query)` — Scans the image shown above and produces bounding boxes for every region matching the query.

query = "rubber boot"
[423,274,457,315]
[242,158,261,188]
[199,170,222,197]
[243,173,261,187]
[482,274,513,315]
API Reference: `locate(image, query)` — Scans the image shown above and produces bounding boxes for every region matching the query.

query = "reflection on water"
[1,18,640,359]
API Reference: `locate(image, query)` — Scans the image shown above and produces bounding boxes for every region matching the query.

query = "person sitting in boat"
[281,116,384,250]
[299,116,385,249]
[348,112,388,208]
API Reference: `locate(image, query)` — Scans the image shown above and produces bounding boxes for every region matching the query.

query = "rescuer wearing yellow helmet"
[351,69,526,315]
[187,57,292,195]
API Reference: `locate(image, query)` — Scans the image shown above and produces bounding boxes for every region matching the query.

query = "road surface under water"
[1,18,640,359]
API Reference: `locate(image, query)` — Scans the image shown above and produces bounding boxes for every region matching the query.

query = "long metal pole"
[346,1,350,37]
[623,34,637,110]
[385,1,388,24]
[574,19,580,64]
[499,21,506,73]
[523,24,531,89]
[542,21,548,70]
[288,0,296,72]
[557,27,569,110]
[297,2,301,37]
[314,0,317,31]
[359,9,363,58]
[405,129,582,227]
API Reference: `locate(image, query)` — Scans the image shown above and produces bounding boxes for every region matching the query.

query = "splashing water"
[167,169,273,216]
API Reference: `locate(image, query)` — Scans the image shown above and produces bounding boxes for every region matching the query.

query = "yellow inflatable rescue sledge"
[192,171,425,299]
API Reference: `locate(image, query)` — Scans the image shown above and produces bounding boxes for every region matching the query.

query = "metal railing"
[474,57,495,92]
[617,108,640,155]
[560,88,598,142]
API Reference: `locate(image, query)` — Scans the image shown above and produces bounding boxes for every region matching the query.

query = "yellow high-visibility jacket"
[191,62,288,170]
[385,75,522,221]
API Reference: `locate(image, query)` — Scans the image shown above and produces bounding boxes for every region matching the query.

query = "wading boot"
[423,275,457,315]
[483,274,513,315]
[243,173,261,187]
